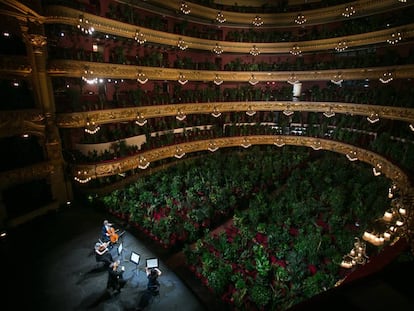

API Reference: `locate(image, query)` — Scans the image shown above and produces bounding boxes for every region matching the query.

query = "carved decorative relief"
[70,136,412,191]
[0,56,32,76]
[55,101,414,129]
[0,110,45,138]
[23,33,47,54]
[0,162,54,189]
[43,5,414,54]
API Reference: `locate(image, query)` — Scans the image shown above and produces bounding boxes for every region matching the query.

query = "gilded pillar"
[23,29,73,204]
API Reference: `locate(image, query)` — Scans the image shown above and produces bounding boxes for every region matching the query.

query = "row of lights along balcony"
[290,45,301,56]
[177,38,188,50]
[387,32,402,45]
[294,13,306,25]
[249,45,260,56]
[216,11,226,23]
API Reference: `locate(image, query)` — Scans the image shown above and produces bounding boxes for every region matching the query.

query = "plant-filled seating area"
[92,146,391,310]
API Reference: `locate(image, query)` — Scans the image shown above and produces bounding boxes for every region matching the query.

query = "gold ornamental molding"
[0,55,32,77]
[121,0,412,27]
[55,101,414,129]
[47,60,414,82]
[0,161,54,189]
[70,136,411,190]
[0,109,45,138]
[43,5,414,54]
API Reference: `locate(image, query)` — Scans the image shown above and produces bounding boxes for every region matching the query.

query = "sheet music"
[146,258,158,268]
[130,252,140,264]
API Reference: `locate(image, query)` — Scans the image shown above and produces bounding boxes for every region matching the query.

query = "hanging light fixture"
[274,137,285,147]
[346,150,358,161]
[330,73,344,85]
[174,146,185,158]
[323,107,335,118]
[213,74,223,85]
[373,163,382,176]
[77,14,94,35]
[241,137,251,148]
[137,71,148,84]
[248,74,259,85]
[379,71,393,84]
[74,170,91,183]
[180,1,190,14]
[178,73,188,85]
[290,45,301,56]
[211,106,221,118]
[177,37,188,50]
[246,106,256,116]
[294,13,306,25]
[82,67,98,84]
[135,113,147,126]
[176,109,186,121]
[213,43,223,55]
[340,237,368,268]
[216,11,226,23]
[409,124,414,132]
[311,140,322,150]
[287,73,299,85]
[134,30,146,44]
[367,112,380,124]
[335,40,348,52]
[138,155,150,169]
[387,32,402,45]
[252,15,263,27]
[208,141,219,152]
[249,45,260,56]
[283,106,294,116]
[342,6,356,18]
[84,118,100,134]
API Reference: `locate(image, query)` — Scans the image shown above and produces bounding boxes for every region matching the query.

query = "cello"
[107,225,119,244]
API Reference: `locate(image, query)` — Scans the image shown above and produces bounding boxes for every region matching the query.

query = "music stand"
[146,258,159,269]
[117,242,124,261]
[130,251,141,275]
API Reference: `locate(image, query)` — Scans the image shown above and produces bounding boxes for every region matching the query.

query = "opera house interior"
[1,0,414,310]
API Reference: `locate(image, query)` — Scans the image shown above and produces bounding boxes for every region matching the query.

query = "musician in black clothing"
[107,260,126,294]
[136,267,162,310]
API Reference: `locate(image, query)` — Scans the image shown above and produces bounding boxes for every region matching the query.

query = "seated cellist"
[101,220,120,244]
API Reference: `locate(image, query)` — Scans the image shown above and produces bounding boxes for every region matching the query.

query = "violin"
[98,241,110,252]
[107,226,119,244]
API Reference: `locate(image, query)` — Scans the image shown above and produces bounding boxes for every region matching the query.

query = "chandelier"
[379,71,393,84]
[340,237,368,269]
[246,106,256,117]
[248,74,259,85]
[290,45,301,56]
[252,15,263,27]
[211,106,221,118]
[82,68,98,84]
[367,112,380,124]
[174,146,185,158]
[213,74,223,85]
[176,109,186,121]
[135,113,147,126]
[342,6,356,18]
[84,118,100,134]
[335,40,348,52]
[208,141,219,152]
[294,13,306,25]
[180,1,190,14]
[178,73,188,85]
[249,45,260,56]
[138,156,150,169]
[346,150,358,162]
[331,72,344,85]
[134,30,146,44]
[213,43,223,55]
[216,11,226,23]
[137,71,148,84]
[177,38,188,50]
[77,14,94,35]
[387,32,402,45]
[74,170,91,183]
[241,137,252,148]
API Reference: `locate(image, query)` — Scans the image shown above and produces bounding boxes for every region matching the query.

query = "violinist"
[107,260,126,294]
[95,241,113,267]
